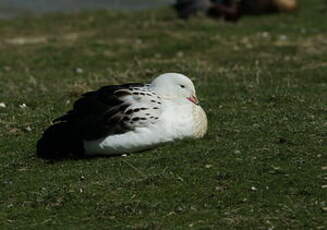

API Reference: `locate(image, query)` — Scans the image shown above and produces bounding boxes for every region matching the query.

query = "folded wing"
[54,83,162,140]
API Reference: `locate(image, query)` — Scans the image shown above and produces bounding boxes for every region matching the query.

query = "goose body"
[37,73,207,159]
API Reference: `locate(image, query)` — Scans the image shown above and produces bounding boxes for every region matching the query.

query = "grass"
[0,0,326,229]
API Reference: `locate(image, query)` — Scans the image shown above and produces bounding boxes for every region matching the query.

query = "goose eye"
[180,84,185,88]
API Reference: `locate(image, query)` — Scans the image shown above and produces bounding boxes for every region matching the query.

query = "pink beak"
[187,96,199,105]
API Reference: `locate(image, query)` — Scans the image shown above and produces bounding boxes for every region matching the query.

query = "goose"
[37,73,207,159]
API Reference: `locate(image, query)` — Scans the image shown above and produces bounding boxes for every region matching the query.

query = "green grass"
[0,0,326,229]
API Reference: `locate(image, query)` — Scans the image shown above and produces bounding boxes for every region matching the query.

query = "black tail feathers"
[37,122,84,160]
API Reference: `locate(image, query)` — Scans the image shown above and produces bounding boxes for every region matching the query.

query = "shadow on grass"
[37,152,126,163]
[36,121,128,161]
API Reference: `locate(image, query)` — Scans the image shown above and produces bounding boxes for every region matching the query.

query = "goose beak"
[187,95,199,105]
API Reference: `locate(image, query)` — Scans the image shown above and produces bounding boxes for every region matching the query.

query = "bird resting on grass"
[37,73,207,159]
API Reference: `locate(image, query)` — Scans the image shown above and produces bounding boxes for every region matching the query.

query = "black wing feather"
[54,83,145,138]
[37,83,145,159]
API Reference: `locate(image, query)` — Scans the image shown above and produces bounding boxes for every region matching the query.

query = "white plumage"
[37,73,207,159]
[84,73,207,155]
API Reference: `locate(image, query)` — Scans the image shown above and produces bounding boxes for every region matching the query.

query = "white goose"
[37,73,207,159]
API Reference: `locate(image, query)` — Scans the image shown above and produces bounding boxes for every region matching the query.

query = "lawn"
[0,0,326,229]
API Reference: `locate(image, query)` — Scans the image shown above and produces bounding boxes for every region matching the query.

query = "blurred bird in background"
[174,0,298,21]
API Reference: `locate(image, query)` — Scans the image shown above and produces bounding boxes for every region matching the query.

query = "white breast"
[192,105,208,138]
